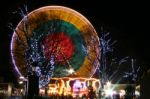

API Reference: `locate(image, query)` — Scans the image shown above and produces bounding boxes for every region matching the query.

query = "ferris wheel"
[11,6,100,87]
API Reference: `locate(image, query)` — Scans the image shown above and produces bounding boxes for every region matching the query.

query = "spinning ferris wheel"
[11,6,100,87]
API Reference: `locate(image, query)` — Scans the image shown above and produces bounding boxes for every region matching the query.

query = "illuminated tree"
[123,58,141,83]
[123,58,141,99]
[9,5,56,89]
[97,28,130,98]
[98,27,117,89]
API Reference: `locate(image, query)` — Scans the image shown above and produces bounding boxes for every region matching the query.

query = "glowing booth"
[42,77,100,97]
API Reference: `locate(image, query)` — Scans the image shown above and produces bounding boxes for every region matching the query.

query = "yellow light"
[19,81,23,84]
[68,68,75,74]
[106,81,111,87]
[119,90,125,96]
[19,76,24,79]
[105,88,113,96]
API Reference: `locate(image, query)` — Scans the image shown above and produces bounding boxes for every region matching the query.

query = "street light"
[19,76,27,82]
[106,81,111,87]
[19,81,23,84]
[103,81,112,98]
[19,76,28,98]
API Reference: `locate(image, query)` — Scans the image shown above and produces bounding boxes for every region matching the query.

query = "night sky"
[0,1,149,84]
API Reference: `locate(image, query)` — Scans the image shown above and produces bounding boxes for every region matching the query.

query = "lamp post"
[19,76,28,98]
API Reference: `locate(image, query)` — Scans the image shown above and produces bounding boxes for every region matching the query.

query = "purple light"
[73,80,82,89]
[10,31,22,77]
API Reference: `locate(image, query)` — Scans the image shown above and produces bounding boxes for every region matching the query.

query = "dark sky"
[0,0,149,84]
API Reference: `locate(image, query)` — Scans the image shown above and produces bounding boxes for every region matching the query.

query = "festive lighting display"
[10,6,100,88]
[42,77,100,97]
